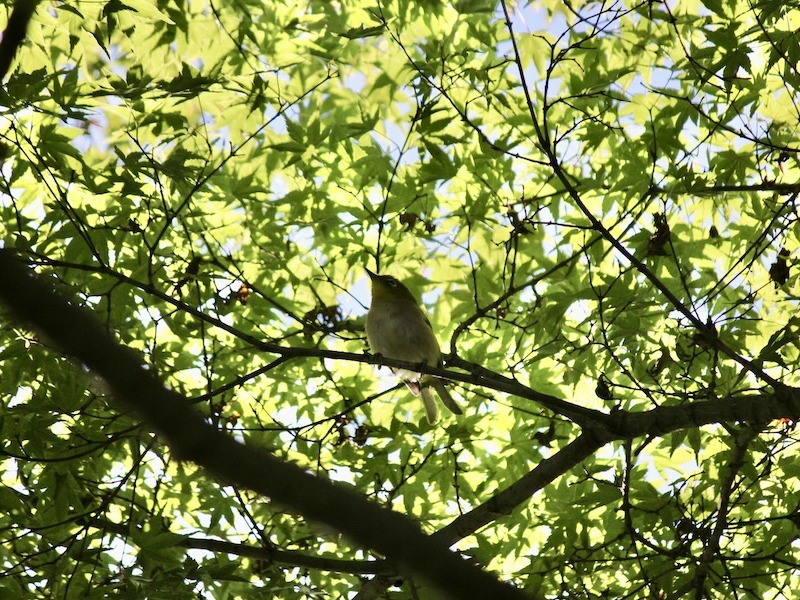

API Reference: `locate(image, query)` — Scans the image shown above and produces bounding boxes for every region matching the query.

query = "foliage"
[1,0,799,598]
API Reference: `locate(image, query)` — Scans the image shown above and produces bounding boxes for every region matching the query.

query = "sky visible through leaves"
[1,0,799,598]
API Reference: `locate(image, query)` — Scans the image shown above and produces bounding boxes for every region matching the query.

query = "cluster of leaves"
[1,0,799,598]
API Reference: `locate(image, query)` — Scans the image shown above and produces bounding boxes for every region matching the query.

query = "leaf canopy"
[1,0,799,598]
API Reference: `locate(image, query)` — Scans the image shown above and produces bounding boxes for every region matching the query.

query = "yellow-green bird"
[365,268,462,424]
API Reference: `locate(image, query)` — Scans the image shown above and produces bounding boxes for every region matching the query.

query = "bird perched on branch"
[365,268,462,424]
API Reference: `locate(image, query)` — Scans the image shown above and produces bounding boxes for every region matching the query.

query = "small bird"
[365,268,462,424]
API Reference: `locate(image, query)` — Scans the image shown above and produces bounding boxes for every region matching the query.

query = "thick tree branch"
[21,253,608,427]
[654,181,800,196]
[0,0,37,82]
[611,393,799,438]
[355,433,606,599]
[18,253,800,436]
[437,432,603,543]
[0,249,530,600]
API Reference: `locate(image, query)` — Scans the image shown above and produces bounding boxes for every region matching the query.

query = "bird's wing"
[421,309,433,330]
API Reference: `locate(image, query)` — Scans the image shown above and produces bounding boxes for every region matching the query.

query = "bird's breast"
[366,302,440,365]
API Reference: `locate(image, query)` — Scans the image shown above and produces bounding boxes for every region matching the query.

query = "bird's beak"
[365,268,378,280]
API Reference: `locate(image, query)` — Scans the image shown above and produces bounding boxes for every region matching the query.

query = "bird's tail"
[417,379,462,424]
[433,379,462,416]
[420,387,439,424]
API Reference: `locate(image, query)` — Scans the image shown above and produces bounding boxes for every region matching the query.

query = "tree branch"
[437,432,603,543]
[0,0,37,83]
[18,252,800,436]
[0,249,530,600]
[83,516,390,576]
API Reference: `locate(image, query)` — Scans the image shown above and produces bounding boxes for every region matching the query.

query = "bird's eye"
[385,277,398,287]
